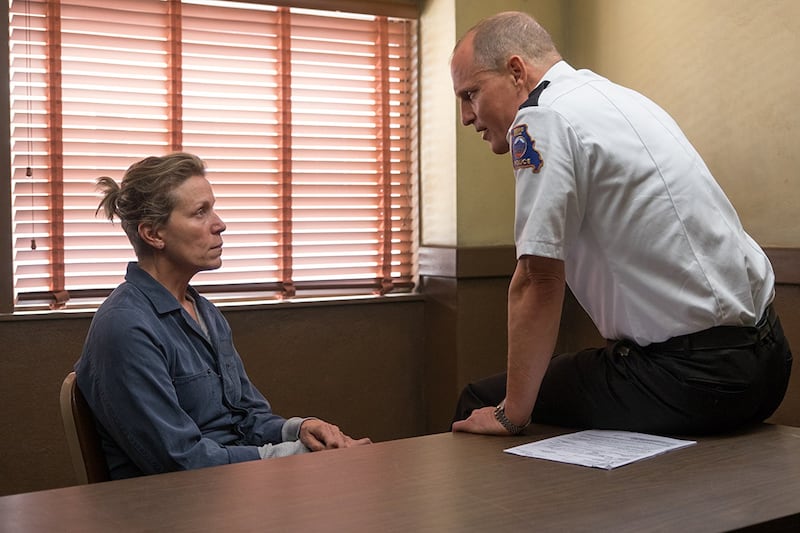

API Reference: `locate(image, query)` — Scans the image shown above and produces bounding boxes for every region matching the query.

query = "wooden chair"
[59,372,110,484]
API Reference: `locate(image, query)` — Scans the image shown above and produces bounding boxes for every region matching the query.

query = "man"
[449,11,792,436]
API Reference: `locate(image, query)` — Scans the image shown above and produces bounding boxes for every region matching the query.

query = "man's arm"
[504,254,565,427]
[452,254,565,434]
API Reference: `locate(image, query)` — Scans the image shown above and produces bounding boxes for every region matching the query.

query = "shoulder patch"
[519,80,551,109]
[511,124,544,172]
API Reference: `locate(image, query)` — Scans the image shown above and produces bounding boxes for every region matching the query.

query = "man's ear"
[508,55,527,86]
[138,222,165,250]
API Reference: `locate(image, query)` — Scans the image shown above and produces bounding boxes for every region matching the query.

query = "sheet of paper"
[504,430,696,470]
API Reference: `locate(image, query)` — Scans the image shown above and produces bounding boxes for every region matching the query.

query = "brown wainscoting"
[766,247,800,427]
[418,245,516,432]
[0,298,427,496]
[766,247,800,285]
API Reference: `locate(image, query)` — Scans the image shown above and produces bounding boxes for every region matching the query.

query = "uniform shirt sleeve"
[511,104,589,261]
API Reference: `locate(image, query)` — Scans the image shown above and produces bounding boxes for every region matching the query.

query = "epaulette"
[519,80,550,109]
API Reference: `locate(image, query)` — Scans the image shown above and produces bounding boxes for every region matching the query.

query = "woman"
[76,152,370,480]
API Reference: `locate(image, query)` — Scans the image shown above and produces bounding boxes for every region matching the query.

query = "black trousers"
[452,305,793,435]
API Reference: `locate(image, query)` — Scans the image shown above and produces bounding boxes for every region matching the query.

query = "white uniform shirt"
[511,61,774,345]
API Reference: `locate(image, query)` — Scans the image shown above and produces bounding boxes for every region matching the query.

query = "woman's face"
[155,175,226,277]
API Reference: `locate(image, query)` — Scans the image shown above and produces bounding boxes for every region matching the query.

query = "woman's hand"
[299,419,372,451]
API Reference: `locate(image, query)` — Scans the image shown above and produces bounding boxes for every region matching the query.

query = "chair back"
[59,372,110,484]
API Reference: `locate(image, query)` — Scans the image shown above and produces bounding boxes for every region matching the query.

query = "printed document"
[504,430,696,469]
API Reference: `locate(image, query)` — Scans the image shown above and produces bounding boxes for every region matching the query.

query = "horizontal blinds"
[9,0,417,309]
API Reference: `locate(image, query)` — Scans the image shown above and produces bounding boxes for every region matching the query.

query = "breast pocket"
[172,369,222,422]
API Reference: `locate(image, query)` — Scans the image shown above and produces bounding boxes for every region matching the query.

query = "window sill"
[0,291,424,323]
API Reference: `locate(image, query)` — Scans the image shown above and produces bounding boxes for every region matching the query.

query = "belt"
[642,304,779,352]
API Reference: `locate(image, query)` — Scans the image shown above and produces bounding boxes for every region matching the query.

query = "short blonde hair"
[458,11,560,71]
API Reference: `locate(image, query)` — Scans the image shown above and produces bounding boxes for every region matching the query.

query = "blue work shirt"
[76,262,288,479]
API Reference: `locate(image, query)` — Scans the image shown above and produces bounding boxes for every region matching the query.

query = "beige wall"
[566,0,800,247]
[421,0,799,248]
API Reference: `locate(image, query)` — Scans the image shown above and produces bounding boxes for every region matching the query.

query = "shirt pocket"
[172,369,222,423]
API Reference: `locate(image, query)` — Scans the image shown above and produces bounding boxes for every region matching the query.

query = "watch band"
[494,404,531,435]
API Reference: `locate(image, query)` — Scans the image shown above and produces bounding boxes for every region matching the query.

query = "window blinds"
[8,0,417,309]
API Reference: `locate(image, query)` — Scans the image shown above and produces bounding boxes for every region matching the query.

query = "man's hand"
[299,419,372,451]
[451,406,511,435]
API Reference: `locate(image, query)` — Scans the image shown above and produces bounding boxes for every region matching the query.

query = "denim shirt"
[76,262,289,479]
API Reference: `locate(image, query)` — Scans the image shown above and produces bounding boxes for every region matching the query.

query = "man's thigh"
[534,343,767,434]
[454,333,790,434]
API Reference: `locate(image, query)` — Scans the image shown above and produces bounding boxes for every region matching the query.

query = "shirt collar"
[536,60,575,88]
[124,261,199,316]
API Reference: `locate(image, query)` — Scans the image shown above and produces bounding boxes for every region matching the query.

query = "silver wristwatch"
[494,403,531,435]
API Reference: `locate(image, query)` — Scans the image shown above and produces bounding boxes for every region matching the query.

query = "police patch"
[511,124,544,172]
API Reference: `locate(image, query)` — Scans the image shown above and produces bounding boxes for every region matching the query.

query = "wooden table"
[2,424,800,532]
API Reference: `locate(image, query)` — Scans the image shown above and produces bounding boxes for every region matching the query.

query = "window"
[5,0,418,312]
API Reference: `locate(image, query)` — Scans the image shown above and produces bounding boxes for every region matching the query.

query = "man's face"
[451,35,525,155]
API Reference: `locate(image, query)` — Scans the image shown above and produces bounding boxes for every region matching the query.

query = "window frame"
[1,0,420,314]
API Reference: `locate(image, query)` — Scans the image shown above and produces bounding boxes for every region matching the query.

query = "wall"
[566,0,800,247]
[0,298,426,496]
